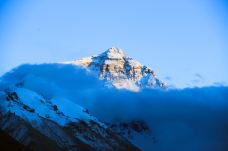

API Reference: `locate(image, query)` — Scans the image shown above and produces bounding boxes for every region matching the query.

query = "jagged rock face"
[63,47,165,91]
[0,113,67,151]
[65,120,140,151]
[109,120,151,138]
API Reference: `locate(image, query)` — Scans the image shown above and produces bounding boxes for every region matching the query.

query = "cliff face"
[63,47,165,91]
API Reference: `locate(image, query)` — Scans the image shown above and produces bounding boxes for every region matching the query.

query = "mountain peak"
[101,47,125,59]
[61,48,165,91]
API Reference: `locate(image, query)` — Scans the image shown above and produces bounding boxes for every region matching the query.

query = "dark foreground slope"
[0,129,31,151]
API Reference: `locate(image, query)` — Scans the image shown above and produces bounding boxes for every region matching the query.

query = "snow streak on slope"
[62,47,165,91]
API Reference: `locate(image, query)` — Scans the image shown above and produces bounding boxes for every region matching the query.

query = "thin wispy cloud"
[192,73,205,83]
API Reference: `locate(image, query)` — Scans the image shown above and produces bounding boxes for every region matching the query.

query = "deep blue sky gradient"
[0,0,227,88]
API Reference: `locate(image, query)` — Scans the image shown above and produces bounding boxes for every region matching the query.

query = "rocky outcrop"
[109,120,151,139]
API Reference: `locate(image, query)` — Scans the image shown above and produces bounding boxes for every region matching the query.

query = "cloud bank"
[1,64,228,151]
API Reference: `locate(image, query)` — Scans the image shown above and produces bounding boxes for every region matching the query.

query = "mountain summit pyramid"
[62,47,165,91]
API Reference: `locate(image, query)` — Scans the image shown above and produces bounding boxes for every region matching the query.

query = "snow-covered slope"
[0,85,140,151]
[2,87,98,126]
[62,47,165,91]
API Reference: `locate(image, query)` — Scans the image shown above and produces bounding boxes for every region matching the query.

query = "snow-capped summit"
[62,47,165,91]
[100,47,125,59]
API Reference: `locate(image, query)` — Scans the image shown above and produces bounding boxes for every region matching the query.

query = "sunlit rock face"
[63,47,165,91]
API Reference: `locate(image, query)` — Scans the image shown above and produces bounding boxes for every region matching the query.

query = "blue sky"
[0,0,227,88]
